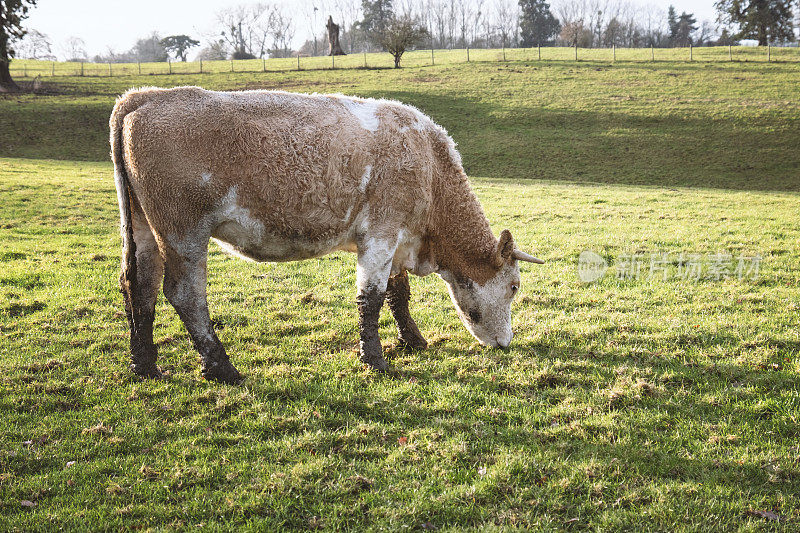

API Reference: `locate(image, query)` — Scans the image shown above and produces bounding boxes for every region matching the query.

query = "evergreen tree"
[518,0,560,47]
[160,35,200,62]
[715,0,795,45]
[359,0,394,48]
[667,6,678,36]
[667,6,697,46]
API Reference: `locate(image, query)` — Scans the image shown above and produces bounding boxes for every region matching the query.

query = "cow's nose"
[495,332,512,349]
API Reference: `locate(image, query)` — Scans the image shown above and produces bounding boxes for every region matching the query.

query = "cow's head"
[440,230,543,348]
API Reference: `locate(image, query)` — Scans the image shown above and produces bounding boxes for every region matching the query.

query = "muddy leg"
[357,285,388,371]
[356,237,398,371]
[386,270,428,350]
[122,203,164,378]
[162,240,242,384]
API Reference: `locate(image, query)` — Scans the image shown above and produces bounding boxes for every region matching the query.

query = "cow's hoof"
[362,354,389,372]
[130,363,162,379]
[398,334,428,351]
[202,361,243,384]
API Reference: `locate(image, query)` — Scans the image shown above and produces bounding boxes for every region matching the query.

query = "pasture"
[1,57,800,530]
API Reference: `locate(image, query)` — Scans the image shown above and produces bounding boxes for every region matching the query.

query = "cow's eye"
[510,283,519,295]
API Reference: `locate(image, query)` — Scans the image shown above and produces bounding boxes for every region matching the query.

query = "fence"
[9,45,798,78]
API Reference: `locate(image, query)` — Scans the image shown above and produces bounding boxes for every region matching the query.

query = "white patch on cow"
[359,165,372,192]
[357,233,399,294]
[343,205,353,222]
[210,187,268,262]
[200,172,212,184]
[391,229,421,276]
[114,170,128,237]
[217,188,265,239]
[341,98,380,132]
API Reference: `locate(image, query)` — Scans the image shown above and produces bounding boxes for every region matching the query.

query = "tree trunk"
[0,59,20,92]
[758,22,768,46]
[393,54,401,68]
[0,1,20,93]
[327,16,346,56]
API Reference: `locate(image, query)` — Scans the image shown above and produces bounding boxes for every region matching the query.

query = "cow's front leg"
[356,237,398,371]
[386,270,428,350]
[162,240,242,384]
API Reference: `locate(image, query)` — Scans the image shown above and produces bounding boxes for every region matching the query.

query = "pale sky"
[25,0,720,60]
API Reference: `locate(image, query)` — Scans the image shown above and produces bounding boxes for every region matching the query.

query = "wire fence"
[9,45,799,78]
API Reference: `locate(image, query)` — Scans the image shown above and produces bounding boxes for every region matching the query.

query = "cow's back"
[117,86,440,258]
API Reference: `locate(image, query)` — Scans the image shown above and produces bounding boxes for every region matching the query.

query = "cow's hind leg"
[356,236,399,372]
[122,201,164,378]
[386,270,428,350]
[161,238,242,384]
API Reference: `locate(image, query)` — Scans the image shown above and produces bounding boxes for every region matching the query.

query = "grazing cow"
[111,86,543,383]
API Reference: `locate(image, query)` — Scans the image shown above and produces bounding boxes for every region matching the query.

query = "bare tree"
[196,40,230,60]
[60,36,87,61]
[455,0,476,46]
[266,6,295,57]
[379,14,428,66]
[556,0,587,45]
[217,4,266,58]
[301,1,330,56]
[640,3,667,46]
[17,29,54,59]
[494,0,519,47]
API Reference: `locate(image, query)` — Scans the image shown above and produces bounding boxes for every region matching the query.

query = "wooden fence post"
[230,59,234,72]
[108,63,112,76]
[431,47,434,65]
[729,44,732,61]
[263,58,267,72]
[538,43,541,60]
[297,54,301,70]
[613,45,616,62]
[332,54,335,69]
[199,59,203,74]
[168,60,172,74]
[51,61,55,76]
[651,45,654,61]
[80,62,84,76]
[689,44,692,61]
[574,44,578,61]
[767,45,770,62]
[138,62,141,75]
[467,47,470,62]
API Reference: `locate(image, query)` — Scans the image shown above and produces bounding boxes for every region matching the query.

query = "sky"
[25,0,720,60]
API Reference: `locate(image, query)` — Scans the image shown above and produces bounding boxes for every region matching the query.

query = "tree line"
[2,0,798,88]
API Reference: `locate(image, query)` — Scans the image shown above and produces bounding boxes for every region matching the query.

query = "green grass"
[1,58,799,531]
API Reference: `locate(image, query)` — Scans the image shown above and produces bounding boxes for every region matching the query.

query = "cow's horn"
[513,250,545,264]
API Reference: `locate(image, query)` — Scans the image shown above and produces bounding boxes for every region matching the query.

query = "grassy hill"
[3,56,800,191]
[1,58,799,530]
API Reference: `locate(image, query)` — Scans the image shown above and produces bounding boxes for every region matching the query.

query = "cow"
[110,86,543,383]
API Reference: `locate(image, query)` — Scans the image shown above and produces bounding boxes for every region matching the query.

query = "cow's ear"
[497,229,515,264]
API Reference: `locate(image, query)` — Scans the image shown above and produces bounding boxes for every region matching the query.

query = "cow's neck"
[427,168,499,284]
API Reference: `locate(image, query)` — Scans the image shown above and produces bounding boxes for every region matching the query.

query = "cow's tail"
[110,91,142,326]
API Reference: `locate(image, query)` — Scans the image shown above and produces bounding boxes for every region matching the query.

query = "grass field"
[8,45,800,78]
[1,56,800,530]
